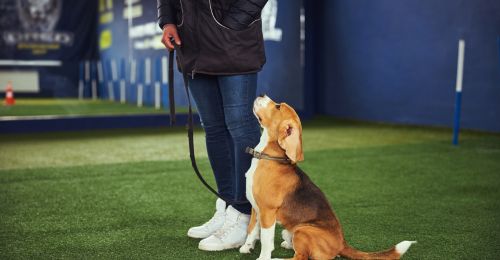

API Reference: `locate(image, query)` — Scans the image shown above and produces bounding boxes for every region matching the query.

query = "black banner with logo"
[0,0,97,61]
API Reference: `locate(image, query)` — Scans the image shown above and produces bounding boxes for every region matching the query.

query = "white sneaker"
[187,198,226,239]
[198,206,250,251]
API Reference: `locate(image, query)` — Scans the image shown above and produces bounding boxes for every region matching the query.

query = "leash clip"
[245,147,260,158]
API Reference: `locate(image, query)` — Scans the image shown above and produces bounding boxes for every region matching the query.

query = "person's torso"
[173,0,266,76]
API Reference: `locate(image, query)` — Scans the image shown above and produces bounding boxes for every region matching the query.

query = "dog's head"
[253,95,303,164]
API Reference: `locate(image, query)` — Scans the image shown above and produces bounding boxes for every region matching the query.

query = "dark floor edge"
[0,114,200,134]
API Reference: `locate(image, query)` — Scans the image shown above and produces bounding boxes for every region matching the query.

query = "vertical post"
[130,59,136,104]
[84,61,90,84]
[155,82,161,109]
[109,59,118,101]
[120,58,126,103]
[155,57,163,110]
[97,60,104,100]
[137,83,143,107]
[120,80,126,104]
[137,59,143,107]
[91,61,97,100]
[145,57,151,106]
[130,59,136,85]
[111,59,118,81]
[161,56,168,109]
[162,56,168,85]
[78,61,84,100]
[145,57,151,85]
[452,39,465,146]
[80,60,90,99]
[97,60,104,84]
[107,82,115,101]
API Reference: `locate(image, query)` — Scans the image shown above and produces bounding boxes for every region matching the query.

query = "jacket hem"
[184,68,263,77]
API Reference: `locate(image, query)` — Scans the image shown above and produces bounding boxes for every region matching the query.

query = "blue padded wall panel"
[318,0,500,132]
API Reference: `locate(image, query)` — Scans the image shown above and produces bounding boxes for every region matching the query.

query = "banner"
[0,0,97,60]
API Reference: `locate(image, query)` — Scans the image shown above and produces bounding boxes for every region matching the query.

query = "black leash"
[168,46,176,126]
[168,40,249,205]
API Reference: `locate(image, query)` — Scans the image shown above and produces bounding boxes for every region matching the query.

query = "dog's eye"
[275,104,281,110]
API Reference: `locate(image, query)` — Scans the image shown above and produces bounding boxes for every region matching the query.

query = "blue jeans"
[189,73,261,215]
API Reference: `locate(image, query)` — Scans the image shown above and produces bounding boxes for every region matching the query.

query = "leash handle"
[168,39,249,206]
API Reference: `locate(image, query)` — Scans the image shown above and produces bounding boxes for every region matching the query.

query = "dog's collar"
[245,147,292,164]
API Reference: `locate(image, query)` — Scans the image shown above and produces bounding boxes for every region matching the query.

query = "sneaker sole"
[198,241,245,252]
[187,231,211,239]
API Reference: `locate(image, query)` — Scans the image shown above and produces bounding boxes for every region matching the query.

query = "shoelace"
[202,212,224,231]
[213,219,238,239]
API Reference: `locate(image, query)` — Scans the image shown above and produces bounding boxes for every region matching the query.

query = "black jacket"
[157,0,267,75]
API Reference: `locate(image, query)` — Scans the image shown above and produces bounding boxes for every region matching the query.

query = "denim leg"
[188,75,235,200]
[218,73,261,215]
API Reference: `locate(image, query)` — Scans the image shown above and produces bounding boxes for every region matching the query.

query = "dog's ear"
[278,119,304,163]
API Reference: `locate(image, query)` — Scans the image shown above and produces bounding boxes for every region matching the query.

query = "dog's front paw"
[239,244,253,254]
[280,241,293,249]
[256,253,273,260]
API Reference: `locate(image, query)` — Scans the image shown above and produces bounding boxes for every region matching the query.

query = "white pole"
[137,83,143,107]
[108,59,118,102]
[82,60,90,99]
[97,61,104,83]
[162,56,168,84]
[120,79,126,103]
[78,80,84,100]
[91,79,97,100]
[144,58,151,108]
[84,61,90,82]
[108,82,115,101]
[130,59,136,84]
[145,58,151,85]
[111,59,118,82]
[456,39,465,93]
[94,60,104,98]
[452,39,465,146]
[155,82,161,109]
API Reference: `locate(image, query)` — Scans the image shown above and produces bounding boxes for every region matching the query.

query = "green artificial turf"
[0,98,190,117]
[1,118,499,259]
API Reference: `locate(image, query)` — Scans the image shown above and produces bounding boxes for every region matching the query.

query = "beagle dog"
[239,95,416,260]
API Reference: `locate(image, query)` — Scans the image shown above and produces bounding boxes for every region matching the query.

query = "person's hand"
[161,24,181,51]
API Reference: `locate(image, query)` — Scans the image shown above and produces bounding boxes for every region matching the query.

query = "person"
[157,0,268,251]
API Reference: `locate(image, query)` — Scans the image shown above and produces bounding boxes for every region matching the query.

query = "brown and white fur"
[239,95,416,260]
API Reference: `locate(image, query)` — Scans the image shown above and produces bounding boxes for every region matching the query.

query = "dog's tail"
[339,240,416,259]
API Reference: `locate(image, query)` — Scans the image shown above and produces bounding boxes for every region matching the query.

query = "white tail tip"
[395,240,417,255]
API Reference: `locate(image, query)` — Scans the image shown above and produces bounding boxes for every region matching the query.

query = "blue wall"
[315,0,500,132]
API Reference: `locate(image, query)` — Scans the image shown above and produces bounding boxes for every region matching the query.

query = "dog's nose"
[258,93,266,98]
